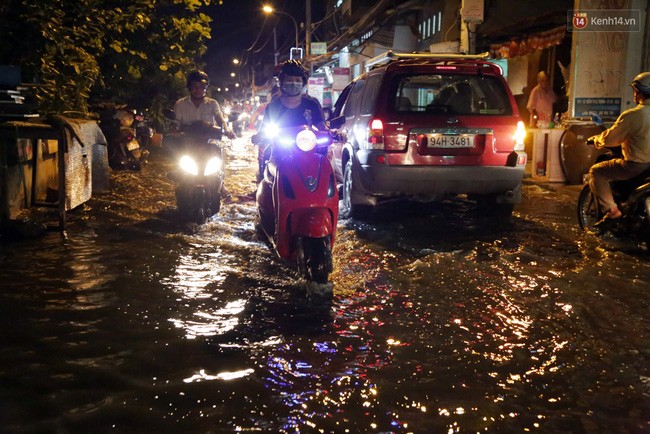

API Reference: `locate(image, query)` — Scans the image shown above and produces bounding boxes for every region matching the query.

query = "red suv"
[329,52,527,218]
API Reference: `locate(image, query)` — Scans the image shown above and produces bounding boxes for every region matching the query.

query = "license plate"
[427,134,474,148]
[126,140,140,151]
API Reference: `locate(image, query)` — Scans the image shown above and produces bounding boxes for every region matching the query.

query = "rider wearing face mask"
[257,60,326,133]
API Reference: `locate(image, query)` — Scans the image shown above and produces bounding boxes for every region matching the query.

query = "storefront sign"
[308,77,325,106]
[311,42,327,55]
[332,67,350,91]
[574,97,621,117]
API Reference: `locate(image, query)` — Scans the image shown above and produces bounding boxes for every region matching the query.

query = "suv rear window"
[392,74,513,116]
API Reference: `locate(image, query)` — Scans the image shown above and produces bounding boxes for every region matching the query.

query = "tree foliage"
[0,0,215,124]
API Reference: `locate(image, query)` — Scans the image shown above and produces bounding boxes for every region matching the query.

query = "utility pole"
[251,68,255,102]
[306,0,311,59]
[273,27,278,66]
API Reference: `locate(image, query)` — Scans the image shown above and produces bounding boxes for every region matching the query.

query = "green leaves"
[0,0,215,116]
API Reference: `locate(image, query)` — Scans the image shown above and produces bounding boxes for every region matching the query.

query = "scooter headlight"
[296,129,317,152]
[264,123,280,139]
[204,156,222,176]
[179,155,199,176]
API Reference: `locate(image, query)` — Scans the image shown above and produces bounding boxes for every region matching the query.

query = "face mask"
[282,82,303,96]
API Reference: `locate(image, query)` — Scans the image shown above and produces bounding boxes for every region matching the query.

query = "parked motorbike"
[98,106,149,171]
[577,140,650,249]
[133,110,154,150]
[255,124,338,283]
[164,110,225,224]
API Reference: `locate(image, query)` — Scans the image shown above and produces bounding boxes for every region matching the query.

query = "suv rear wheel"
[340,160,370,219]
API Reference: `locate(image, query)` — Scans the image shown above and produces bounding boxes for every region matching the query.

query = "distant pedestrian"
[527,71,557,127]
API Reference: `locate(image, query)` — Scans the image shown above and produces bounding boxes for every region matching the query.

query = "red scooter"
[255,124,338,283]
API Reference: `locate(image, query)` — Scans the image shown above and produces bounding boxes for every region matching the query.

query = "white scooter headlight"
[179,155,199,176]
[264,123,280,139]
[296,129,317,152]
[204,156,222,176]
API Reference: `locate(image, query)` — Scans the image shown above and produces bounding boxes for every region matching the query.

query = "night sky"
[207,0,327,90]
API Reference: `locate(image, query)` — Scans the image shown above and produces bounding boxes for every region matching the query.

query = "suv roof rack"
[365,51,490,71]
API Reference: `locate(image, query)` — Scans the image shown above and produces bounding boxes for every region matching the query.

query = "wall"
[569,0,648,117]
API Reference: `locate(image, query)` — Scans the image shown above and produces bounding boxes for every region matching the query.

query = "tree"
[0,0,215,122]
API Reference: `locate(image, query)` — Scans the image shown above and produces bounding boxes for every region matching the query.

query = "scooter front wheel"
[302,236,333,284]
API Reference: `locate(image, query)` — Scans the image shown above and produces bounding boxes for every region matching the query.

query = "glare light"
[204,156,222,176]
[264,123,280,139]
[513,121,526,150]
[179,155,199,175]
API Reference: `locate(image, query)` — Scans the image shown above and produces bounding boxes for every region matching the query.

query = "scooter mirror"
[330,115,345,130]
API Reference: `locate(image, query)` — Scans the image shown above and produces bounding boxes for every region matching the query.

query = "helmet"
[279,60,308,85]
[631,72,650,97]
[187,70,210,89]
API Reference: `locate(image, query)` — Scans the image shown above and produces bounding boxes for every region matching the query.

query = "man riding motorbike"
[588,71,650,228]
[174,70,236,139]
[252,60,327,169]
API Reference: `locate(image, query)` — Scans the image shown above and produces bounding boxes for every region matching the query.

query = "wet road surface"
[1,135,649,433]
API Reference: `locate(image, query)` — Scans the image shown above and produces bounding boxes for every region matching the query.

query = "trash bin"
[559,121,607,185]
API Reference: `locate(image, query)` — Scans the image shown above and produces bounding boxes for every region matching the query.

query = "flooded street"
[1,135,649,433]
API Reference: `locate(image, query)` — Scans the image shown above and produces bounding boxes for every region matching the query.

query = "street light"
[262,4,299,49]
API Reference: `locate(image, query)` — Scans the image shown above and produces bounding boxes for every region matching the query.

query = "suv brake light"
[513,121,526,150]
[363,119,384,150]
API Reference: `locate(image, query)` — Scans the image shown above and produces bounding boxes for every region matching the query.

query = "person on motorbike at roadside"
[174,70,236,139]
[588,71,650,228]
[252,60,327,174]
[247,81,281,131]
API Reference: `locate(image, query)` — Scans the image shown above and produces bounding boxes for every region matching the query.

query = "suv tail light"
[362,119,384,150]
[513,121,526,151]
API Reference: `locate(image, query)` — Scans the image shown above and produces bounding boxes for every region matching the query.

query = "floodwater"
[1,135,649,433]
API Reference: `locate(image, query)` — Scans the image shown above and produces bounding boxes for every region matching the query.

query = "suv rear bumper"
[354,161,525,203]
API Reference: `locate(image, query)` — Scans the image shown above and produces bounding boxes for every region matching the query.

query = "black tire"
[194,207,206,225]
[340,160,370,219]
[193,188,208,224]
[208,193,221,216]
[577,184,601,234]
[303,237,332,284]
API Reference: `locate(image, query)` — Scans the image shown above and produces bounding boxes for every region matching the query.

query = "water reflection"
[2,143,648,433]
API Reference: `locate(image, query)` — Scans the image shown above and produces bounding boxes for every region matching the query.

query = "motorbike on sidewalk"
[164,110,225,224]
[254,124,338,283]
[98,106,149,171]
[577,141,650,250]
